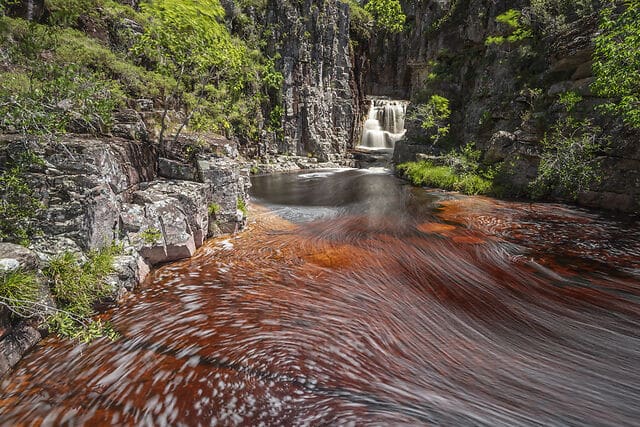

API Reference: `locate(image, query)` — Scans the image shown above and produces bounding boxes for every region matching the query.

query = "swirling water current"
[1,168,639,426]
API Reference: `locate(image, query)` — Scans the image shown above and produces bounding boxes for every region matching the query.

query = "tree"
[364,0,406,33]
[135,0,246,145]
[408,95,451,144]
[592,0,640,128]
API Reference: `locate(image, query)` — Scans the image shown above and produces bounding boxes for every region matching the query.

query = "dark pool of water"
[1,169,639,425]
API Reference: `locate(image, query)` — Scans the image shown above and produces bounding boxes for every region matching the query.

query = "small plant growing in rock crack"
[43,244,122,342]
[208,202,221,216]
[237,197,248,217]
[140,227,162,245]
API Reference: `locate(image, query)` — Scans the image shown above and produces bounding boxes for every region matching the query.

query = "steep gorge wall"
[266,0,359,161]
[361,0,639,213]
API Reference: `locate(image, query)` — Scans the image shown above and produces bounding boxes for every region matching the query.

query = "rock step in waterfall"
[357,98,409,153]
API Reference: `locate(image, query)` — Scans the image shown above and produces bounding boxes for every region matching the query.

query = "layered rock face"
[21,133,249,275]
[267,0,358,162]
[364,0,639,213]
[0,121,250,376]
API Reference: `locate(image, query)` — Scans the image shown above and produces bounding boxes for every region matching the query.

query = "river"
[1,168,639,425]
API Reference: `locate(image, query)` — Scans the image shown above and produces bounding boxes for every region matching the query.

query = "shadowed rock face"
[267,0,359,162]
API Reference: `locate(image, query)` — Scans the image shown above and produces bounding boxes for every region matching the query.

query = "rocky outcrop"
[267,0,358,162]
[0,127,250,377]
[16,134,250,270]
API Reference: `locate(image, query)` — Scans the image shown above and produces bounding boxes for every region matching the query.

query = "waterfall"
[358,99,409,152]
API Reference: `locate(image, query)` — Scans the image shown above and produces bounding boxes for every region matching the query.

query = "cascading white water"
[358,99,408,152]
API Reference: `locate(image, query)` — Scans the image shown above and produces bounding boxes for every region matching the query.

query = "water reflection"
[1,169,639,425]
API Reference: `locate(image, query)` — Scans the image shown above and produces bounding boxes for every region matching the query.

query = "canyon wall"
[362,0,639,213]
[266,0,359,162]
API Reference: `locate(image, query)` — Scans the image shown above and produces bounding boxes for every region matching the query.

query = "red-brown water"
[1,169,640,426]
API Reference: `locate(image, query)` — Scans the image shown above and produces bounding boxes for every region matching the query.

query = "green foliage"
[485,9,532,45]
[140,227,162,244]
[44,244,120,316]
[237,197,248,216]
[531,117,606,200]
[398,142,496,195]
[592,1,640,128]
[0,17,162,137]
[0,150,44,245]
[44,0,93,27]
[408,95,451,144]
[397,161,492,195]
[0,270,40,318]
[341,0,374,41]
[558,90,583,112]
[47,313,119,343]
[364,0,406,33]
[53,26,173,99]
[208,203,221,216]
[134,0,277,142]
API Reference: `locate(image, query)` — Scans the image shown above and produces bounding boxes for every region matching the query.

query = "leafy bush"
[364,0,406,33]
[408,95,451,144]
[0,150,44,245]
[592,1,640,128]
[133,0,277,143]
[530,117,606,200]
[0,270,40,318]
[558,90,582,112]
[485,9,532,45]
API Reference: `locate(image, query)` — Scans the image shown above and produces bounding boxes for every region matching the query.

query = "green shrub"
[530,117,606,200]
[485,9,532,45]
[558,90,582,112]
[592,1,640,128]
[44,244,121,340]
[0,270,40,318]
[408,95,451,144]
[364,0,406,33]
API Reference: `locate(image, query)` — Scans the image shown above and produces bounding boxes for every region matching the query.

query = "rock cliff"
[266,0,359,162]
[363,0,639,213]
